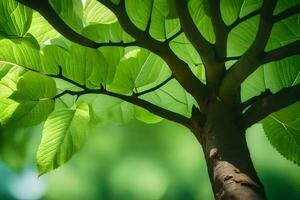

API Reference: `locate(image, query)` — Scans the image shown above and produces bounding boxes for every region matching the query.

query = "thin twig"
[228,9,261,30]
[136,76,174,96]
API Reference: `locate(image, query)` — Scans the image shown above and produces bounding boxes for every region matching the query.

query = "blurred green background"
[0,120,300,200]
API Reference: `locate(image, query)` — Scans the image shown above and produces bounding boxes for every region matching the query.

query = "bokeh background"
[0,120,300,200]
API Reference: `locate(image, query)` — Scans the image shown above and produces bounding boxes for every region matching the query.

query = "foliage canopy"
[0,0,300,178]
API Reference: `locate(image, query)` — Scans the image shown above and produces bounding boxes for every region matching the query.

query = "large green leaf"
[125,0,153,30]
[99,46,125,85]
[28,12,61,46]
[148,0,180,40]
[170,34,201,66]
[0,65,56,127]
[49,0,84,31]
[188,0,215,43]
[0,0,32,37]
[83,0,117,24]
[81,0,133,43]
[266,12,300,51]
[274,0,300,14]
[0,97,54,127]
[0,64,56,99]
[4,99,54,127]
[140,79,196,117]
[108,48,171,94]
[221,0,244,25]
[43,43,108,88]
[37,103,90,175]
[227,16,259,58]
[81,94,134,125]
[11,71,57,100]
[81,22,134,43]
[0,37,58,74]
[263,102,300,165]
[88,0,180,41]
[0,64,26,98]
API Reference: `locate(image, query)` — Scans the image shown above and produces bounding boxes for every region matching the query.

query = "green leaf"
[274,0,300,14]
[221,0,244,25]
[108,49,171,94]
[28,12,61,46]
[263,102,300,165]
[134,106,162,124]
[0,63,12,79]
[239,0,262,17]
[99,47,125,85]
[266,13,300,51]
[37,103,90,175]
[188,0,215,43]
[0,37,58,74]
[81,22,134,43]
[0,98,19,125]
[44,43,108,88]
[80,94,134,125]
[0,97,54,127]
[227,16,259,58]
[0,64,56,127]
[0,64,56,99]
[141,80,196,117]
[148,0,180,40]
[11,71,57,100]
[170,34,201,66]
[7,99,54,127]
[49,0,84,31]
[125,0,153,30]
[83,0,117,24]
[0,64,26,98]
[0,0,32,37]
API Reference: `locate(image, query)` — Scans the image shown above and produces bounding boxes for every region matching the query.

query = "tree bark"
[195,100,267,200]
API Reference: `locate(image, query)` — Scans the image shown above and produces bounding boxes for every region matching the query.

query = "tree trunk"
[195,100,267,200]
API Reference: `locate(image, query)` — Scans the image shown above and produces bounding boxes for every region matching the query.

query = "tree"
[0,0,299,199]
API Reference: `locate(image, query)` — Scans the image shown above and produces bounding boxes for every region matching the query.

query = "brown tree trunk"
[194,100,267,200]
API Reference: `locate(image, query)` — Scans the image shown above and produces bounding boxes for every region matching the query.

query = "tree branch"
[261,40,300,64]
[228,9,261,30]
[240,89,272,111]
[54,88,192,128]
[175,0,221,87]
[165,29,183,43]
[9,60,192,128]
[273,4,300,23]
[208,0,229,57]
[207,0,228,86]
[174,0,215,60]
[223,56,241,62]
[219,0,277,101]
[98,0,209,108]
[16,0,137,49]
[97,41,138,48]
[242,84,300,128]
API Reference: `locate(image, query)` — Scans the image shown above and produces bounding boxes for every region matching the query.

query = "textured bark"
[195,100,267,200]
